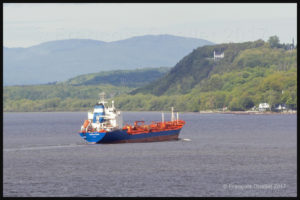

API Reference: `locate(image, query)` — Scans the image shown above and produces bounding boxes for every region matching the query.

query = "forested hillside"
[115,37,297,111]
[66,67,169,87]
[3,67,169,111]
[4,84,132,112]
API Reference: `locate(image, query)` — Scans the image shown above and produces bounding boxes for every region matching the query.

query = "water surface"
[3,112,297,197]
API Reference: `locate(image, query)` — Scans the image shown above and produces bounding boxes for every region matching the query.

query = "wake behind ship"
[79,93,185,144]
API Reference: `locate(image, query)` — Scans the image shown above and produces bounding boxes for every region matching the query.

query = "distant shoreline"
[3,110,297,115]
[198,110,297,115]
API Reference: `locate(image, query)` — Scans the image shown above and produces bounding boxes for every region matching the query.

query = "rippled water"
[3,112,297,197]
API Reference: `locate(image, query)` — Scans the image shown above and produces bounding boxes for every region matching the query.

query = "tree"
[240,96,254,110]
[268,36,280,48]
[228,97,244,111]
[266,90,280,108]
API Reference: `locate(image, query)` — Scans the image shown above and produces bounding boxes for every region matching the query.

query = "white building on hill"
[214,50,224,60]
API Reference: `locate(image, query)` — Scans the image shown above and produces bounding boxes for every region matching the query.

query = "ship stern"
[79,132,106,143]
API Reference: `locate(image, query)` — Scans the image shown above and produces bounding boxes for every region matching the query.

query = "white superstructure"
[81,93,123,132]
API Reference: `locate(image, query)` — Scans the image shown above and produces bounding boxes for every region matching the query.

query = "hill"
[115,39,297,111]
[3,67,169,112]
[66,67,170,87]
[131,40,266,95]
[3,34,213,86]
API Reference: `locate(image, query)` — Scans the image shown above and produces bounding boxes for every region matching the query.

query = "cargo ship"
[79,93,185,144]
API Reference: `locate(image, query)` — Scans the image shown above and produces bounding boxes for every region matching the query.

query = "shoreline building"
[258,103,270,112]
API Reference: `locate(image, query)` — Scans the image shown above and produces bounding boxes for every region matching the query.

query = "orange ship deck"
[123,120,185,135]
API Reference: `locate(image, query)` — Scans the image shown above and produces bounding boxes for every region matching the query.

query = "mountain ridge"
[4,34,213,86]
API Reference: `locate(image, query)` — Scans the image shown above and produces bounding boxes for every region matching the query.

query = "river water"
[3,112,297,197]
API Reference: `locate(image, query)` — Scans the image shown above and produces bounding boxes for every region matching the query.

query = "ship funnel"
[177,112,179,122]
[162,112,164,123]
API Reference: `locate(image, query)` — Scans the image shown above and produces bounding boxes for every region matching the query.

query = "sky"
[3,3,297,48]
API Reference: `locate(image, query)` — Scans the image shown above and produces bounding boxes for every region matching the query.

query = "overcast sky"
[3,3,297,48]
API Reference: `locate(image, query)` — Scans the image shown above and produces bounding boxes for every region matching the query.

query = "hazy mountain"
[3,34,213,86]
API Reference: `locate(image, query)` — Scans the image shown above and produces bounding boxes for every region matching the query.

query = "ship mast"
[171,107,174,121]
[98,92,107,104]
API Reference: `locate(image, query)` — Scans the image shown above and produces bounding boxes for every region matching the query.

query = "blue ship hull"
[79,128,182,144]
